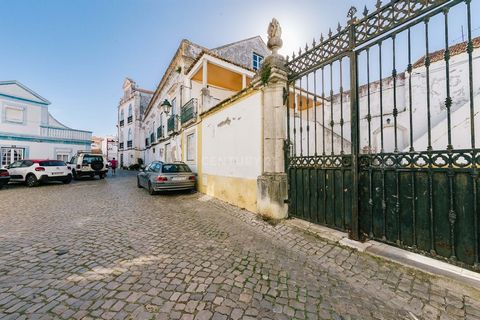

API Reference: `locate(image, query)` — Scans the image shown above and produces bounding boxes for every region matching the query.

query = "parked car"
[0,169,10,188]
[69,152,108,179]
[137,161,196,195]
[6,160,72,187]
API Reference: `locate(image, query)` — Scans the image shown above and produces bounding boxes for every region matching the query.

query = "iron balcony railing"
[145,138,149,147]
[127,140,132,148]
[150,133,154,143]
[119,120,124,127]
[167,116,177,133]
[119,142,124,149]
[181,98,198,124]
[127,116,133,123]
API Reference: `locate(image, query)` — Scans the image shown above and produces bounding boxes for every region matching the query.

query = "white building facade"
[117,78,153,168]
[0,81,92,166]
[116,36,269,170]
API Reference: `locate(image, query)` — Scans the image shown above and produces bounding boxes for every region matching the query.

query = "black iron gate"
[285,0,479,270]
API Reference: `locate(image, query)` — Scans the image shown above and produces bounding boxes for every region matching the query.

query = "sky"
[0,0,382,137]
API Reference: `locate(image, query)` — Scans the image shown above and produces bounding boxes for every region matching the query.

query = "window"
[21,160,34,167]
[127,128,132,142]
[40,160,66,166]
[128,105,133,123]
[4,106,25,124]
[120,110,124,121]
[82,155,103,165]
[56,154,70,162]
[161,164,191,173]
[253,53,264,71]
[9,161,23,169]
[186,133,195,161]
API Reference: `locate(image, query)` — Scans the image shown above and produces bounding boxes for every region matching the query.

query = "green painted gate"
[285,0,479,270]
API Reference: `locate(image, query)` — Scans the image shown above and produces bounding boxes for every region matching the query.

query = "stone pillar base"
[257,173,288,219]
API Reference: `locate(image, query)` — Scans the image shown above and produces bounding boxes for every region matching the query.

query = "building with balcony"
[139,36,269,169]
[0,80,92,166]
[117,78,153,168]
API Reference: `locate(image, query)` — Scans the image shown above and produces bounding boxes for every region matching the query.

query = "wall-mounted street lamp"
[161,99,172,115]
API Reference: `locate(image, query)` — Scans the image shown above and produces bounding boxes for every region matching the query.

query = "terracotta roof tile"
[413,35,480,68]
[185,50,256,75]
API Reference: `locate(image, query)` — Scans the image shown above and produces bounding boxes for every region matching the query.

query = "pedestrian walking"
[110,157,118,176]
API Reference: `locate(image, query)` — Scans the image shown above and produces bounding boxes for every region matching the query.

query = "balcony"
[127,116,133,124]
[127,140,132,148]
[145,138,150,147]
[119,120,124,127]
[167,116,178,133]
[119,142,124,149]
[181,98,198,125]
[40,125,92,142]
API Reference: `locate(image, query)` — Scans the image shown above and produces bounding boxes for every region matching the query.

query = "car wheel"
[148,182,155,195]
[137,177,142,188]
[63,174,72,184]
[26,174,38,187]
[90,173,95,179]
[72,170,79,180]
[99,173,105,179]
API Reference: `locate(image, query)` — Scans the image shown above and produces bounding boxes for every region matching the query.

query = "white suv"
[6,159,73,187]
[69,153,108,179]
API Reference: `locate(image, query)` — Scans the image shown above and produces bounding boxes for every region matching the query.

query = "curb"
[287,218,480,292]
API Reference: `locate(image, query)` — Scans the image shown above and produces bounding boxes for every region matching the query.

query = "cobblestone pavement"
[1,170,479,320]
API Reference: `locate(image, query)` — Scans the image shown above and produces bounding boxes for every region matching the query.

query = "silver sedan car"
[137,161,196,195]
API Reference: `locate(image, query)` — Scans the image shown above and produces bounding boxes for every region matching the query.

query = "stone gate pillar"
[254,18,289,219]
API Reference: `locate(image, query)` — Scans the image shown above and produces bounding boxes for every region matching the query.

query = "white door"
[1,148,24,167]
[165,143,171,162]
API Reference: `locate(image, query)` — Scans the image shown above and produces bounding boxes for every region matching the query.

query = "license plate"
[172,177,186,181]
[52,172,62,175]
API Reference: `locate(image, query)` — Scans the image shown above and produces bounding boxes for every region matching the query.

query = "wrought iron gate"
[285,0,479,270]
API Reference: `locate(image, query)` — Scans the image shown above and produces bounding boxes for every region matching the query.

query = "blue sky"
[2,0,476,137]
[0,0,379,136]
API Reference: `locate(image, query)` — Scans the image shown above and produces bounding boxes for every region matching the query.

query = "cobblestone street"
[1,171,479,320]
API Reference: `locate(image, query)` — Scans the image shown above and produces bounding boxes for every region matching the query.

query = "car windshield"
[82,155,103,164]
[161,164,191,173]
[39,161,66,166]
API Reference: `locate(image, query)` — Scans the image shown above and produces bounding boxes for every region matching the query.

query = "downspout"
[260,87,264,174]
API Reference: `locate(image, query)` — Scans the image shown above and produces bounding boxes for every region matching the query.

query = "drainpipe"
[260,89,264,174]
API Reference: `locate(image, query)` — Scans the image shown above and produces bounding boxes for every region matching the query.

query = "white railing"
[40,126,92,142]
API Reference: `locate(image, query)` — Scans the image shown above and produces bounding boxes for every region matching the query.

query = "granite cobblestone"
[0,171,479,319]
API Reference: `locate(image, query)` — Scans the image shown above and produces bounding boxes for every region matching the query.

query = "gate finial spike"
[292,52,295,59]
[298,47,302,55]
[312,37,316,47]
[375,0,382,10]
[320,33,324,42]
[337,22,342,32]
[305,43,308,51]
[286,55,289,62]
[328,28,333,38]
[347,6,357,24]
[363,5,369,16]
